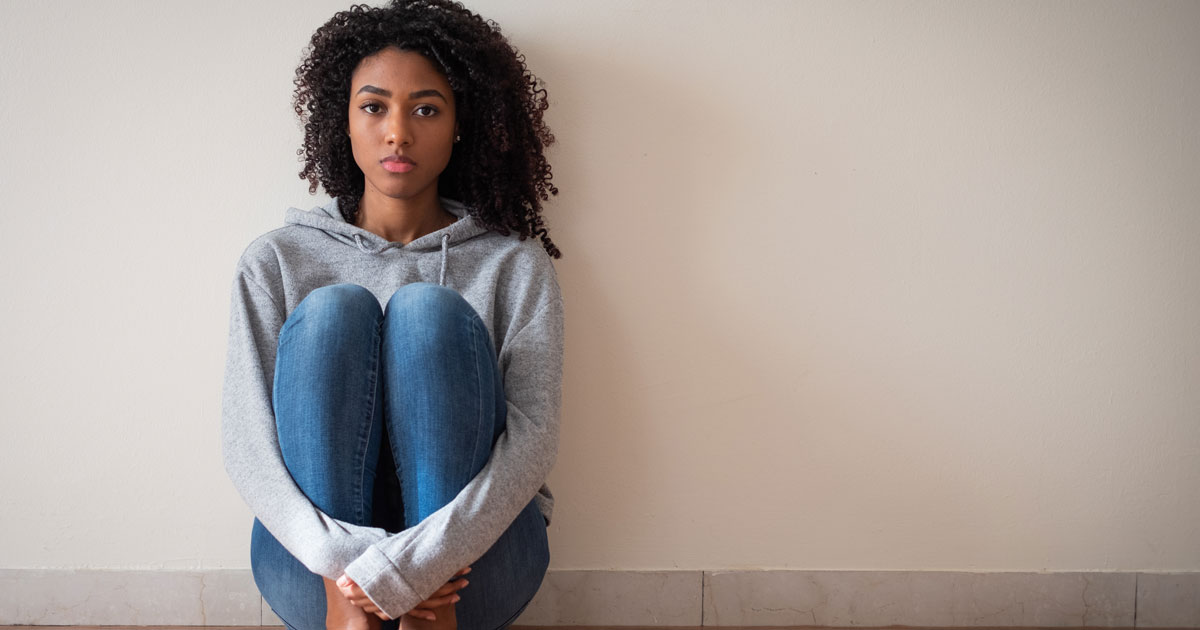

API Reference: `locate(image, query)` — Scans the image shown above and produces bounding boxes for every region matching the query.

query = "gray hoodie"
[221,197,563,618]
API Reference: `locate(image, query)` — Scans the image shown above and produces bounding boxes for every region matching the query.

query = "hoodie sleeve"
[341,272,564,618]
[221,262,390,578]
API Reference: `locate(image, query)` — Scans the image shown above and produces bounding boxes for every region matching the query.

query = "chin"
[387,188,436,202]
[366,179,431,201]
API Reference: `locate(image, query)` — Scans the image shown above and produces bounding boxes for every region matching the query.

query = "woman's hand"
[335,574,391,620]
[336,566,472,621]
[404,566,471,621]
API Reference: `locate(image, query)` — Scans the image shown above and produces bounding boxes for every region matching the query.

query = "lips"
[381,154,415,173]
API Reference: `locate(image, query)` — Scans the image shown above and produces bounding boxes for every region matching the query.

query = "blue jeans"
[249,283,549,630]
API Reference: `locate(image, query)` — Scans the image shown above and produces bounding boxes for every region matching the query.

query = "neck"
[354,186,455,244]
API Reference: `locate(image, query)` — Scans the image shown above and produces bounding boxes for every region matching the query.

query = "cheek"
[347,120,373,160]
[436,123,457,160]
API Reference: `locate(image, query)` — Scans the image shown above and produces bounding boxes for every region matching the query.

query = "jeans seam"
[356,317,382,525]
[493,592,536,630]
[466,311,483,484]
[267,603,303,630]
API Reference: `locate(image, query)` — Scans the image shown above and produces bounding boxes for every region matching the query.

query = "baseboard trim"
[1,569,1196,627]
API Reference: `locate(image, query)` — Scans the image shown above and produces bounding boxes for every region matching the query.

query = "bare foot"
[325,577,382,630]
[400,601,457,630]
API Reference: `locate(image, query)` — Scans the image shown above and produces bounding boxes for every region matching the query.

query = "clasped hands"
[336,565,471,621]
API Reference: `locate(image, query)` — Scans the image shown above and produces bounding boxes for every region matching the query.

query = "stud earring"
[455,135,462,143]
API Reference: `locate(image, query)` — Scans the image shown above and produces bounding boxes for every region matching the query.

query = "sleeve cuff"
[343,545,423,620]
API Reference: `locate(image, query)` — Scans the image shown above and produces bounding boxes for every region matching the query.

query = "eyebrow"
[355,85,448,102]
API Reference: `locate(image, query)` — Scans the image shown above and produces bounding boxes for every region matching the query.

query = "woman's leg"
[380,283,549,630]
[250,283,387,630]
[454,500,550,629]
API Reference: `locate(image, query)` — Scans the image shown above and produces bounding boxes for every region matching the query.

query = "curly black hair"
[293,0,560,257]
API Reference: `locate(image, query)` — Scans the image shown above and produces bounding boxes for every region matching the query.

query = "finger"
[429,583,457,597]
[418,593,461,608]
[430,578,469,597]
[359,602,387,620]
[436,573,468,595]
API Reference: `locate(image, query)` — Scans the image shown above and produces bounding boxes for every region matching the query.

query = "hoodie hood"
[284,197,490,285]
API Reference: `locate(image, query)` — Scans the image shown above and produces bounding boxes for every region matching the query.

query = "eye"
[359,102,383,115]
[414,104,438,117]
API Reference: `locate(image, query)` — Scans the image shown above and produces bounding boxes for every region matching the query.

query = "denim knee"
[385,282,472,321]
[283,283,381,341]
[383,283,488,353]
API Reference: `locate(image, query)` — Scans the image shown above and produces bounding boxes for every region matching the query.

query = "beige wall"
[0,0,1196,573]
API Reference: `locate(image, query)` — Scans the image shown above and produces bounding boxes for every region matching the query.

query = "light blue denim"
[249,282,549,630]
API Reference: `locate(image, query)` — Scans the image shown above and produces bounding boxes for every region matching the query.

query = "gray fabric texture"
[221,197,563,618]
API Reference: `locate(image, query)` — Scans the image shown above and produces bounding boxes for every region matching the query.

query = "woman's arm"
[222,263,389,578]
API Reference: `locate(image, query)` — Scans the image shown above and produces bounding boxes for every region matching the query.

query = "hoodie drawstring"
[438,233,450,286]
[353,234,370,253]
[353,231,450,286]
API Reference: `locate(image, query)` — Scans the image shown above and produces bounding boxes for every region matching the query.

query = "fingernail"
[452,595,461,603]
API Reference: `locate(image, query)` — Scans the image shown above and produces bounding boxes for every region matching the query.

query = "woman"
[220,2,563,629]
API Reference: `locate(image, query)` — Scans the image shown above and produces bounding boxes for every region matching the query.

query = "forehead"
[350,47,450,92]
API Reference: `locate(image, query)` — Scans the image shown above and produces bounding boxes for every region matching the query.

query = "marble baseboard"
[0,569,261,626]
[0,569,1196,627]
[1138,573,1200,629]
[704,571,1136,627]
[517,569,703,625]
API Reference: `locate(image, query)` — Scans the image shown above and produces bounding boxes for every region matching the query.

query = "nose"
[384,112,412,146]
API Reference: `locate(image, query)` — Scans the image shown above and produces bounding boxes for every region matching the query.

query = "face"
[347,47,457,204]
